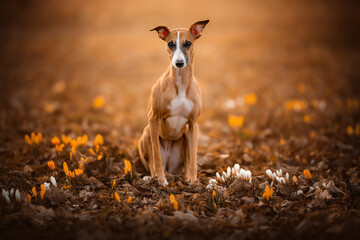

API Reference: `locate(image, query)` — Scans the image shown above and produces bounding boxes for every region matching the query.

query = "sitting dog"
[138,20,209,185]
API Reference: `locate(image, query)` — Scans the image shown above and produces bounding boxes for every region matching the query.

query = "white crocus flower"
[15,189,20,201]
[322,183,326,188]
[231,167,236,176]
[266,169,272,178]
[216,172,221,180]
[2,189,10,204]
[50,176,57,187]
[285,172,289,180]
[227,167,231,178]
[277,177,282,184]
[240,169,245,177]
[44,182,51,191]
[297,190,303,195]
[209,179,217,185]
[10,188,14,196]
[279,169,283,176]
[234,164,240,172]
[222,176,225,182]
[280,177,285,184]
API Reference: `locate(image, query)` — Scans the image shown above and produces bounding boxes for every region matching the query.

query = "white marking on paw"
[162,178,169,186]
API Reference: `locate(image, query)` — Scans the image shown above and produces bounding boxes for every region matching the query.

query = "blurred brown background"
[0,0,359,142]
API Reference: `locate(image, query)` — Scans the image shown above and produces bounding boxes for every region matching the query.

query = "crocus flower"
[94,134,104,146]
[51,136,61,145]
[15,189,20,202]
[44,182,51,191]
[40,184,46,200]
[47,160,56,170]
[303,169,312,180]
[114,192,120,203]
[262,186,273,201]
[50,176,57,187]
[2,189,10,204]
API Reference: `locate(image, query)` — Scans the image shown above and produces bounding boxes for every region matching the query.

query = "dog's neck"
[169,61,194,94]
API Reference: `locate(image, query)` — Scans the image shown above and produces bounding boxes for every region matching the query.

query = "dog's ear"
[189,20,209,39]
[150,26,170,40]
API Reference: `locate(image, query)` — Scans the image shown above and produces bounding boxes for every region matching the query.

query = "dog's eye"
[184,41,192,47]
[168,41,175,48]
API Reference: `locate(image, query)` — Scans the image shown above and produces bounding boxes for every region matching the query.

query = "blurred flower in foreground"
[94,134,104,146]
[297,83,306,94]
[2,189,10,204]
[27,194,32,203]
[61,134,72,145]
[262,185,273,201]
[89,148,96,156]
[170,194,178,210]
[124,160,132,177]
[303,114,310,124]
[346,98,359,109]
[40,184,46,200]
[93,96,105,109]
[25,132,42,145]
[283,99,308,112]
[15,189,20,202]
[347,125,354,136]
[114,192,120,203]
[75,169,83,176]
[347,125,359,136]
[124,160,133,183]
[228,115,244,128]
[244,93,257,105]
[111,180,117,189]
[50,176,57,187]
[63,162,69,176]
[44,182,51,191]
[212,190,216,198]
[127,196,132,204]
[56,144,65,152]
[78,157,88,170]
[77,134,88,146]
[303,169,312,180]
[47,160,55,170]
[51,136,61,145]
[280,138,286,146]
[31,187,37,199]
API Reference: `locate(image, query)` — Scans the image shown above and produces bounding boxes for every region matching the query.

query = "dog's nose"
[175,60,184,68]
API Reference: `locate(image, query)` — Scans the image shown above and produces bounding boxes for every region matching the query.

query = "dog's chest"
[168,92,194,117]
[166,83,194,132]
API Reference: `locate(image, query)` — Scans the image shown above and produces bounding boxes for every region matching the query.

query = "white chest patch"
[167,72,194,134]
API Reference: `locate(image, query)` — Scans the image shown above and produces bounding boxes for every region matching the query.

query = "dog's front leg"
[186,121,198,183]
[149,117,167,185]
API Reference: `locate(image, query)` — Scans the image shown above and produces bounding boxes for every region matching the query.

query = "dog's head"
[151,20,209,69]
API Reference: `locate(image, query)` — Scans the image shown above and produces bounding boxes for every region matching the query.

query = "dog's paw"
[161,178,169,186]
[185,178,197,184]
